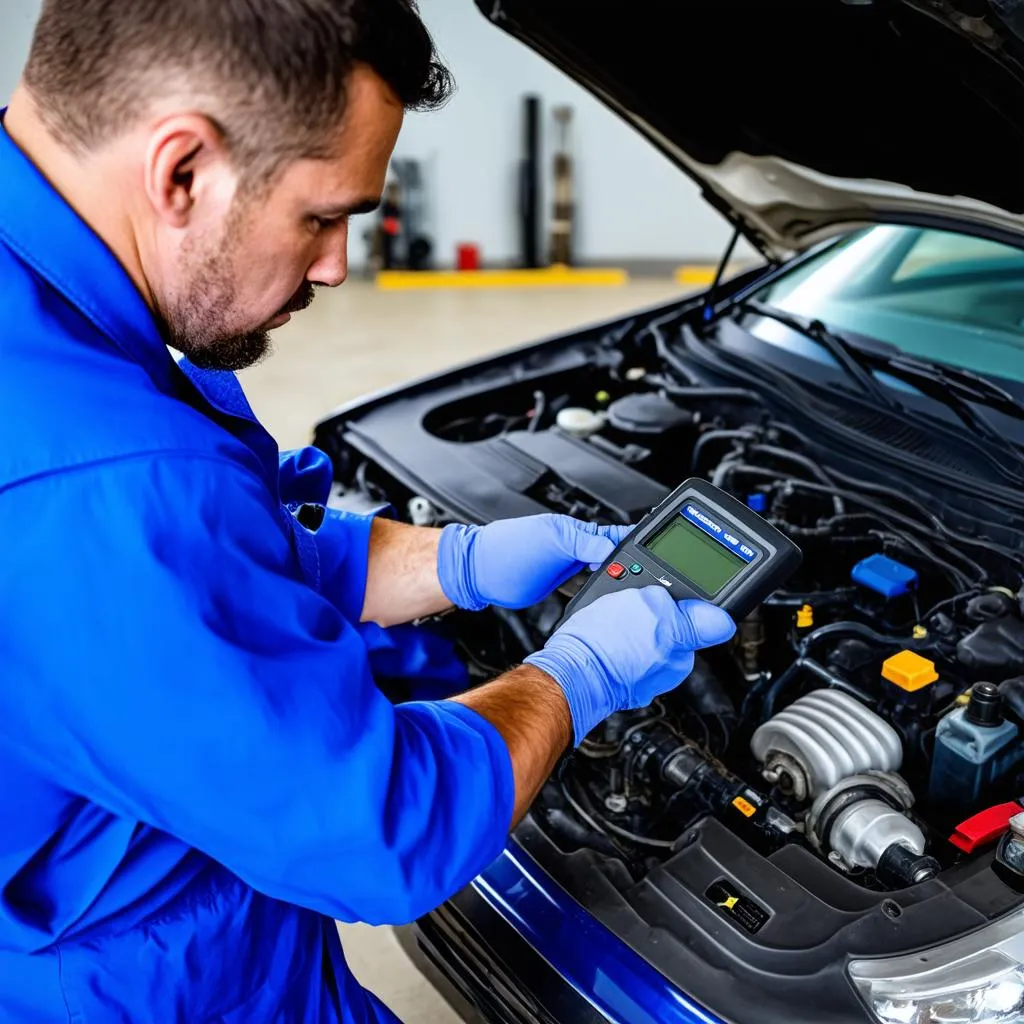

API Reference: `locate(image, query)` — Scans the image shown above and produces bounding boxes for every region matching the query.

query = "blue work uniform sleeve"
[0,454,514,926]
[277,446,466,694]
[278,446,377,623]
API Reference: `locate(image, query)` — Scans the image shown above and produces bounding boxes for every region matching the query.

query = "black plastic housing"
[559,477,803,624]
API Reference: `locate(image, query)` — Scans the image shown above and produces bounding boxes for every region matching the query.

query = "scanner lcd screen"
[644,516,747,595]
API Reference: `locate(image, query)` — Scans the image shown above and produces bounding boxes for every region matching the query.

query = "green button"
[629,563,644,575]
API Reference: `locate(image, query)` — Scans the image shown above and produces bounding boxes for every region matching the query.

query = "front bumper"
[399,844,725,1024]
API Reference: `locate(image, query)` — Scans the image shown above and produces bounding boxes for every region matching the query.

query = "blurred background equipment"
[456,243,480,272]
[518,95,542,269]
[380,181,403,272]
[365,159,434,272]
[549,105,575,266]
[393,159,433,271]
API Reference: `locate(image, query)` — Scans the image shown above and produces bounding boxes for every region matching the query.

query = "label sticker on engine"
[705,880,770,934]
[682,505,757,562]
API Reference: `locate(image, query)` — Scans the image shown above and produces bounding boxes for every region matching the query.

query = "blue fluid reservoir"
[929,689,1022,811]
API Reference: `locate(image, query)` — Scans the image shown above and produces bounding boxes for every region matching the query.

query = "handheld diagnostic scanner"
[560,478,802,626]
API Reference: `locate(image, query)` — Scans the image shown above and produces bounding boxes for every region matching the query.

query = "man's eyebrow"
[317,197,381,218]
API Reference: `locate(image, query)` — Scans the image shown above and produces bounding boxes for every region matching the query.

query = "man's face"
[154,65,403,371]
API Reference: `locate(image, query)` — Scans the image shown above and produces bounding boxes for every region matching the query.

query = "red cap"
[949,801,1024,853]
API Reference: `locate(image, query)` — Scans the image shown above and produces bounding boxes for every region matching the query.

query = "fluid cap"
[851,554,918,599]
[967,682,1004,727]
[882,650,938,693]
[746,493,768,514]
[556,407,604,438]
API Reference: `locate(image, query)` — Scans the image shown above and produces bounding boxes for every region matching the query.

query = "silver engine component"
[805,773,936,883]
[750,689,902,801]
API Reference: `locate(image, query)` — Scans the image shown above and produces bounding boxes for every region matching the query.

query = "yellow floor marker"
[376,266,628,290]
[674,265,718,287]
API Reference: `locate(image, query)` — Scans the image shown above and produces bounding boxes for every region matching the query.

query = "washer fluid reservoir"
[929,683,1022,812]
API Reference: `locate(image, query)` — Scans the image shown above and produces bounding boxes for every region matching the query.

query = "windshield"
[751,226,1024,384]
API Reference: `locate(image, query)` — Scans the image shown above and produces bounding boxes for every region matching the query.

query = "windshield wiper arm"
[737,300,1024,474]
[868,355,1024,465]
[738,299,901,411]
[885,354,1024,421]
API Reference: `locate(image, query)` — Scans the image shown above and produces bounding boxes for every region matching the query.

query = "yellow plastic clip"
[796,604,814,629]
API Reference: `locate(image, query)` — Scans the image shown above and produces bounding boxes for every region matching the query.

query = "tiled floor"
[239,277,687,1022]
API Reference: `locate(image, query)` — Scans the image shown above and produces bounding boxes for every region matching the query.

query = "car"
[311,2,1024,1022]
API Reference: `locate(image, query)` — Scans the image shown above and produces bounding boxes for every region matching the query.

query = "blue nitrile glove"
[437,514,632,611]
[524,587,736,745]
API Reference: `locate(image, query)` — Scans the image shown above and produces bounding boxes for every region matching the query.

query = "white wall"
[0,0,39,103]
[0,0,743,267]
[394,0,742,268]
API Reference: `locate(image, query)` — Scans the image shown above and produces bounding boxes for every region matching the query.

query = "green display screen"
[643,516,747,595]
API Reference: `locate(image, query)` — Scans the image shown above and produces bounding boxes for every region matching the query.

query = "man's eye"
[312,215,345,231]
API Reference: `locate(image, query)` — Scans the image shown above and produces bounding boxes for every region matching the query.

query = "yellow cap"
[796,604,814,629]
[595,390,611,404]
[912,625,928,640]
[882,650,939,692]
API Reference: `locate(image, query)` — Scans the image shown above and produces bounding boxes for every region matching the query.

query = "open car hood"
[476,0,1024,258]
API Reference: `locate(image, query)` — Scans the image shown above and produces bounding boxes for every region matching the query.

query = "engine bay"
[317,297,1024,926]
[460,414,1024,897]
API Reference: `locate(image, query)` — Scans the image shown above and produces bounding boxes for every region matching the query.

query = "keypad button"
[629,563,644,575]
[606,562,627,580]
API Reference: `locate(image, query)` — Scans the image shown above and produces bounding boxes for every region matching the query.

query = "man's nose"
[308,224,349,287]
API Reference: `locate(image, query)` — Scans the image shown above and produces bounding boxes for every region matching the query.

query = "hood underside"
[477,0,1024,257]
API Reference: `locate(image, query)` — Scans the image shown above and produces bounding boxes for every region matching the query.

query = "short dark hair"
[24,0,451,175]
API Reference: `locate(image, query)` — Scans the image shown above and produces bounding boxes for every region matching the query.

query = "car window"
[891,231,1024,282]
[751,226,1024,384]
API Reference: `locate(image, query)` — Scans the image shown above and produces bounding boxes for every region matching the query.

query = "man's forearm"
[361,518,451,627]
[361,518,572,820]
[451,665,572,826]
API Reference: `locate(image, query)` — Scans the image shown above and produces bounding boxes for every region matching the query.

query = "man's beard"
[158,212,315,372]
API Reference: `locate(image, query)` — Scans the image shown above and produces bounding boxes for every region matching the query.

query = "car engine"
[321,307,1024,898]
[463,415,1024,892]
[544,421,1024,892]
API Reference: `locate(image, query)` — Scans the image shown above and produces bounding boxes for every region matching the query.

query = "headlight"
[849,906,1024,1024]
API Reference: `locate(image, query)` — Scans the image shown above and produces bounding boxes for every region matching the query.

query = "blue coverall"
[0,116,514,1021]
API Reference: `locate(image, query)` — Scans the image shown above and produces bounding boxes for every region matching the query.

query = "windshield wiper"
[884,354,1024,421]
[736,299,1024,474]
[738,299,901,411]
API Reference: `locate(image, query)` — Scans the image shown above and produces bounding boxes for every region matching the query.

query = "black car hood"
[476,0,1024,258]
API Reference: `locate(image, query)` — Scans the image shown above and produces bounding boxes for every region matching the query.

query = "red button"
[949,801,1024,853]
[607,562,627,580]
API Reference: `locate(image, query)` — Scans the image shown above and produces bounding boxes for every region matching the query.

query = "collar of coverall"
[0,108,177,394]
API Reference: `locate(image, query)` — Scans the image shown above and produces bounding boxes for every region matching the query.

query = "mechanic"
[0,2,735,1021]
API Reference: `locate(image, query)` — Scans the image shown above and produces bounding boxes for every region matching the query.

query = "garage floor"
[240,278,686,1022]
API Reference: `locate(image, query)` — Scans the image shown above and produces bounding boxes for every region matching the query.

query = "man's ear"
[143,114,232,228]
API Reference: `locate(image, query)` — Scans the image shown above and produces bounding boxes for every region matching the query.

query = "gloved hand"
[524,587,736,745]
[437,514,631,612]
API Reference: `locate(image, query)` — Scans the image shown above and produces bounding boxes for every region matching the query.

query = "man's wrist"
[523,641,609,748]
[507,663,573,753]
[436,523,487,611]
[450,662,572,824]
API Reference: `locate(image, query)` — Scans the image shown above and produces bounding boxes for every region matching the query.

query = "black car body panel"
[475,0,1024,255]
